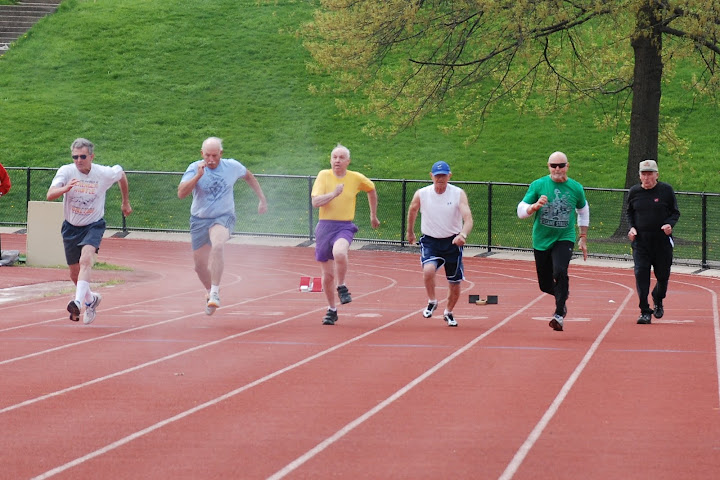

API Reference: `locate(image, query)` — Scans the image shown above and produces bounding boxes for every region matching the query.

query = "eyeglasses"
[549,163,567,169]
[71,154,88,160]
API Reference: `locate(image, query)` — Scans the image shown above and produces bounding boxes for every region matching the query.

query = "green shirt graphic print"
[522,175,587,251]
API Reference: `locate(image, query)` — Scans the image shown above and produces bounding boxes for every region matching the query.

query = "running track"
[1,232,719,479]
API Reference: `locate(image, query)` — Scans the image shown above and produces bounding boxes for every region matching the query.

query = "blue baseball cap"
[431,161,451,175]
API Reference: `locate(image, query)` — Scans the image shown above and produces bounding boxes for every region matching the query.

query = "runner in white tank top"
[407,161,473,327]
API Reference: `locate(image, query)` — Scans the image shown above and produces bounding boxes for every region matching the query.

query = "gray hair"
[71,138,94,154]
[202,137,223,152]
[332,143,350,158]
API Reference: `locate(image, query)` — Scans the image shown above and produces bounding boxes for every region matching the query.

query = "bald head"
[202,137,223,153]
[548,151,567,164]
[200,137,223,169]
[547,151,569,182]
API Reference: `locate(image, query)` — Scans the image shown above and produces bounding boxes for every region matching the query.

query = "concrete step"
[0,20,37,28]
[0,20,35,30]
[0,27,28,34]
[0,6,58,14]
[0,34,22,43]
[0,14,52,23]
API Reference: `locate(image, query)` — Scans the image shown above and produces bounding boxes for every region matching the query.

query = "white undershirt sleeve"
[517,201,533,219]
[576,201,590,227]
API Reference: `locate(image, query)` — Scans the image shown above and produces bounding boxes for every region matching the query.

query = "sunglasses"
[549,163,567,169]
[71,154,88,160]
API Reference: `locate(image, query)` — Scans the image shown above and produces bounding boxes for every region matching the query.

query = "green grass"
[0,0,718,192]
[94,261,132,271]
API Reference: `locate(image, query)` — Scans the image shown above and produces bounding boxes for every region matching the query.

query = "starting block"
[299,276,323,292]
[469,294,498,305]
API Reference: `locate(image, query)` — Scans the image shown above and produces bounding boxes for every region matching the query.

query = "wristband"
[458,232,467,239]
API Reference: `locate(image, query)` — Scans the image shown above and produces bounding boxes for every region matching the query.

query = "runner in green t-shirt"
[517,151,590,332]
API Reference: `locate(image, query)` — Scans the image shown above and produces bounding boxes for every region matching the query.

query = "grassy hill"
[0,0,718,191]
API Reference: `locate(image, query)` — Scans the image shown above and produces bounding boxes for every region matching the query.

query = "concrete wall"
[26,201,65,266]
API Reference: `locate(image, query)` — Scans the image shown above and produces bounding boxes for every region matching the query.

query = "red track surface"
[1,232,719,479]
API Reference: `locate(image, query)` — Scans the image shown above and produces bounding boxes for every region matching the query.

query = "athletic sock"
[76,280,90,304]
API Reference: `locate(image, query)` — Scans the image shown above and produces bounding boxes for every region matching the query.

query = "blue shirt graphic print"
[181,158,247,218]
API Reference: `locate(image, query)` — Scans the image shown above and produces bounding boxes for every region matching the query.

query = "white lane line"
[674,279,720,408]
[266,294,545,480]
[498,278,635,479]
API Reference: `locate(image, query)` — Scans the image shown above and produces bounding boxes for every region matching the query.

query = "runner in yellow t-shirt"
[311,144,380,325]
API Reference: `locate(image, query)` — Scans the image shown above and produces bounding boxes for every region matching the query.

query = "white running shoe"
[205,292,220,316]
[423,301,438,318]
[444,312,458,327]
[83,293,102,325]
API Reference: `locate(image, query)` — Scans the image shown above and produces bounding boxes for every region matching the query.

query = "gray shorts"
[190,214,236,250]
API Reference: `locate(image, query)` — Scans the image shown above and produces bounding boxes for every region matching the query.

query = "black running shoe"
[322,309,338,325]
[637,313,652,324]
[653,302,664,319]
[67,300,81,322]
[337,285,352,304]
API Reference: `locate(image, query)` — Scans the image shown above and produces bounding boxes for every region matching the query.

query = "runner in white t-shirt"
[47,138,132,325]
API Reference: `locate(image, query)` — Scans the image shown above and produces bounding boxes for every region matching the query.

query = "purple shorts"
[314,220,358,262]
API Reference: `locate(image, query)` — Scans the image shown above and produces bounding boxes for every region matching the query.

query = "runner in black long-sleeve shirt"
[626,160,681,324]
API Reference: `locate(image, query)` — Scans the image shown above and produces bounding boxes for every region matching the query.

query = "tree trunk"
[614,3,663,237]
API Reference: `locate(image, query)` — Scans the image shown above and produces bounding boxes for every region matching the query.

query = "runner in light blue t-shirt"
[178,137,267,316]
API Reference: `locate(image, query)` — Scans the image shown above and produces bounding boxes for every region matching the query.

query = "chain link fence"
[3,167,719,268]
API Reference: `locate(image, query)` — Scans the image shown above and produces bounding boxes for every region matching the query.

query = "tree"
[303,0,720,196]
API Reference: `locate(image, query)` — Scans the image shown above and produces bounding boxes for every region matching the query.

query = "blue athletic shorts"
[61,219,106,265]
[190,214,236,250]
[419,234,464,283]
[314,220,358,262]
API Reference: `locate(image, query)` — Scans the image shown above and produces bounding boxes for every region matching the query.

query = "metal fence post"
[702,193,707,269]
[487,183,493,252]
[307,176,314,241]
[25,167,31,206]
[400,180,407,246]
